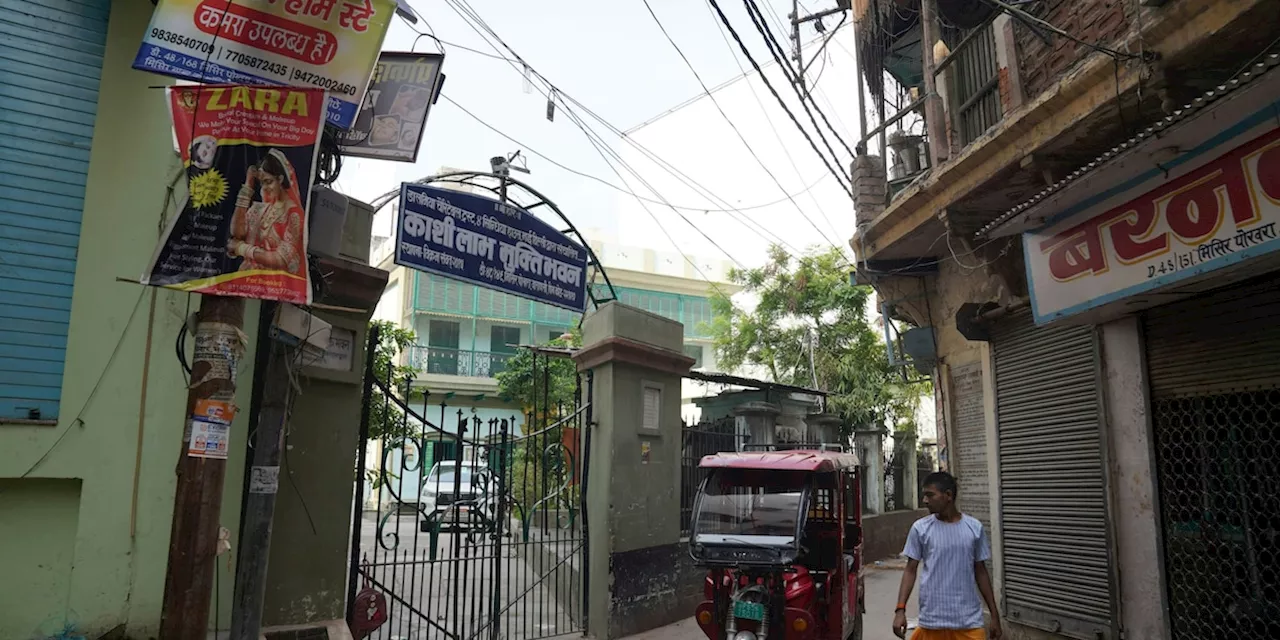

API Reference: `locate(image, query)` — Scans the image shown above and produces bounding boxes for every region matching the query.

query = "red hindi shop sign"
[1025,124,1280,323]
[142,85,328,304]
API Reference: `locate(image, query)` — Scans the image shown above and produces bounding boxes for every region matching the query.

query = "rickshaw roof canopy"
[698,450,861,473]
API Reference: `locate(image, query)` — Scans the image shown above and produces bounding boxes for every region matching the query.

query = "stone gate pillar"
[573,302,695,639]
[805,413,843,446]
[732,401,780,451]
[895,431,919,510]
[853,427,887,514]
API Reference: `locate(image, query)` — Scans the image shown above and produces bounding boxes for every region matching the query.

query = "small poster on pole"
[187,399,237,459]
[142,85,327,304]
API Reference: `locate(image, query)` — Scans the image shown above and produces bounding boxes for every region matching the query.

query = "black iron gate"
[349,331,592,639]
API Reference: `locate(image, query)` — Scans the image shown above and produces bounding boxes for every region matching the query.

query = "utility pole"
[161,295,247,639]
[789,1,851,96]
[790,0,804,95]
[231,303,292,640]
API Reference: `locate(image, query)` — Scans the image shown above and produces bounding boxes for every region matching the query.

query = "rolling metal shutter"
[1144,274,1280,640]
[1145,274,1280,398]
[992,311,1117,640]
[0,0,109,420]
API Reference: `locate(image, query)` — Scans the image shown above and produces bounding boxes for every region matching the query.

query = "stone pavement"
[617,558,918,640]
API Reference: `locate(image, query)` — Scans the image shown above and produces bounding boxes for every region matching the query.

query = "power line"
[443,0,854,219]
[740,0,857,161]
[980,0,1145,62]
[432,0,815,256]
[639,0,851,253]
[623,22,848,134]
[438,93,830,214]
[705,0,857,219]
[552,87,808,254]
[702,0,844,242]
[571,107,738,299]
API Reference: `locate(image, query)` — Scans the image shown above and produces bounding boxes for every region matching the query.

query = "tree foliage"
[707,246,928,434]
[495,330,583,516]
[495,329,582,413]
[368,319,421,444]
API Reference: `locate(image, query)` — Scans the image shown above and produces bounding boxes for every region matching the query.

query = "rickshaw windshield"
[692,468,807,546]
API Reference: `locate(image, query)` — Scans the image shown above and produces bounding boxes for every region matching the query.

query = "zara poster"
[142,85,327,304]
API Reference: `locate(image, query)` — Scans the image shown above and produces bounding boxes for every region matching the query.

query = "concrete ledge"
[572,336,695,375]
[863,509,927,564]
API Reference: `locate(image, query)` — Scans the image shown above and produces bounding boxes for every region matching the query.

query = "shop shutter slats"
[0,0,108,421]
[1145,278,1280,399]
[993,311,1117,640]
[1144,274,1280,640]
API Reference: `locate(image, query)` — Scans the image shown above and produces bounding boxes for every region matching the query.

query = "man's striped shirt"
[902,513,991,630]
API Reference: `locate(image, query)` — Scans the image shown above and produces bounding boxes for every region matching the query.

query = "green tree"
[495,330,583,520]
[495,329,581,412]
[707,246,928,435]
[367,319,421,443]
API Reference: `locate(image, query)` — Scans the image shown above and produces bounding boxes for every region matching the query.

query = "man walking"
[892,471,1002,639]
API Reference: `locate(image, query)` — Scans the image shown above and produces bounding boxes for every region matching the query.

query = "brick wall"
[998,66,1012,113]
[1014,0,1131,99]
[852,154,888,229]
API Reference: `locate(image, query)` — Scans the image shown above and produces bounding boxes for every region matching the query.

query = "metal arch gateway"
[349,327,594,640]
[368,170,619,310]
[350,172,607,639]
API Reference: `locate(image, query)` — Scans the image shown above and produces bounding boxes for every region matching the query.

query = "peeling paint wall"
[609,543,703,638]
[1100,318,1169,640]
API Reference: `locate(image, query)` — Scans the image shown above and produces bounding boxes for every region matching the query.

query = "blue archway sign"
[395,183,589,313]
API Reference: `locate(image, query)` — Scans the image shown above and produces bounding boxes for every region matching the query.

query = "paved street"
[358,509,915,640]
[619,558,918,640]
[358,512,584,639]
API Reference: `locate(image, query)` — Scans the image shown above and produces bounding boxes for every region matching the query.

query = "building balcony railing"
[408,346,515,379]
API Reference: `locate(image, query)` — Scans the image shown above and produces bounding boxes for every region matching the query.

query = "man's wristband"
[895,603,907,612]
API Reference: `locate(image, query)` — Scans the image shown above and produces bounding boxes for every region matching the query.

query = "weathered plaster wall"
[1100,318,1170,640]
[0,2,258,636]
[862,508,928,563]
[263,312,370,627]
[580,303,690,639]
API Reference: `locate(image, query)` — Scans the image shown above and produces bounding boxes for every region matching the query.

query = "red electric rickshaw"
[690,447,865,640]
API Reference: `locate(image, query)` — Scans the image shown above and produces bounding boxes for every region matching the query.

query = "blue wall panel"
[0,0,109,420]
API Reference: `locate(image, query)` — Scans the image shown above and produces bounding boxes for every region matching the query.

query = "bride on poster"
[227,148,306,278]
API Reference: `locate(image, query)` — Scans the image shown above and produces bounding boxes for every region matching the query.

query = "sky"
[336,0,871,276]
[341,0,938,440]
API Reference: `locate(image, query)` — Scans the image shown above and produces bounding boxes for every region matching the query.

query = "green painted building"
[0,2,262,636]
[1,2,379,635]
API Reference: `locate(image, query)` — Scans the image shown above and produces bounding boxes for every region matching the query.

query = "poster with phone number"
[133,0,395,129]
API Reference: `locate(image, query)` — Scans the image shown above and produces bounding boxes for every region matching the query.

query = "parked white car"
[418,461,495,532]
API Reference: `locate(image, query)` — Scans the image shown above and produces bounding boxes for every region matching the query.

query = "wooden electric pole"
[161,295,247,639]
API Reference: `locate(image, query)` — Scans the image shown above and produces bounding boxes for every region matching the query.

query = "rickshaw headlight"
[732,632,756,640]
[792,616,808,632]
[696,610,712,626]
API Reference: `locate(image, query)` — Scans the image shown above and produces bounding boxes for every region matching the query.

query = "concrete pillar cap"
[731,401,782,417]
